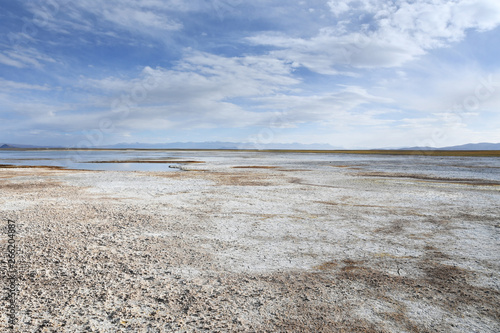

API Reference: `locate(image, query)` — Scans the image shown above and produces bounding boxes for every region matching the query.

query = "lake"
[0,149,499,183]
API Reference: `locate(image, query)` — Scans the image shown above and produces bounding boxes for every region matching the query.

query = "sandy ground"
[0,155,499,332]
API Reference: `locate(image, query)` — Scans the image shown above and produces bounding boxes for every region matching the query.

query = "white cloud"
[248,0,500,73]
[88,51,299,102]
[101,7,182,32]
[43,52,300,132]
[0,79,50,91]
[2,0,498,147]
[374,64,500,117]
[0,48,56,69]
[51,51,398,134]
[327,0,350,16]
[253,85,394,130]
[0,53,25,68]
[24,0,184,40]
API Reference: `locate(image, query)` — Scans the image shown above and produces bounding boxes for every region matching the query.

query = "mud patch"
[357,171,500,186]
[0,180,63,191]
[375,220,407,234]
[336,260,500,330]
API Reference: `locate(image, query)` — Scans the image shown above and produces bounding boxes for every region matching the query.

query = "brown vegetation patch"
[232,166,278,169]
[330,165,364,170]
[209,172,274,186]
[357,171,500,186]
[0,180,63,192]
[423,263,470,284]
[7,147,500,156]
[373,253,414,259]
[245,149,500,157]
[289,179,341,189]
[316,201,388,209]
[375,220,406,234]
[87,160,205,164]
[453,212,499,222]
[343,259,363,265]
[0,164,90,172]
[0,164,67,170]
[148,169,276,186]
[251,271,381,332]
[335,255,500,325]
[315,261,338,270]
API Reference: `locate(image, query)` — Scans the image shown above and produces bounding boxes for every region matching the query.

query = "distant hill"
[0,143,58,148]
[2,141,499,150]
[101,141,340,150]
[402,142,500,151]
[439,142,500,150]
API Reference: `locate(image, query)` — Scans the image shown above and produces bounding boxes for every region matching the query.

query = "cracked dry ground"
[0,164,499,332]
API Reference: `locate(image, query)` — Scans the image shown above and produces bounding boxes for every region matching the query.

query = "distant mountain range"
[1,141,500,150]
[0,143,64,149]
[400,142,500,150]
[99,141,340,150]
[0,141,339,150]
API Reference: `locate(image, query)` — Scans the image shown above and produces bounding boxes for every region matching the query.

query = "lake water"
[0,150,499,182]
[0,150,184,171]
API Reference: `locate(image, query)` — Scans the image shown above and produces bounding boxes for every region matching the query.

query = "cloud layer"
[0,0,499,147]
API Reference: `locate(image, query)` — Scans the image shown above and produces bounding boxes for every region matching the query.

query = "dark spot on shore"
[375,220,406,234]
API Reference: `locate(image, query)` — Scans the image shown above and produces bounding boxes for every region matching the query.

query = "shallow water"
[0,150,499,182]
[0,150,181,171]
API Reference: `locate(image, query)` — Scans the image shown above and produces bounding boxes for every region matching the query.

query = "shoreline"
[1,147,500,157]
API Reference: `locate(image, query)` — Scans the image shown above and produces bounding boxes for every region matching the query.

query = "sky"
[0,0,499,149]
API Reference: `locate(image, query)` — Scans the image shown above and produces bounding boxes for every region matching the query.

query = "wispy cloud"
[0,78,50,91]
[24,0,184,39]
[0,47,56,69]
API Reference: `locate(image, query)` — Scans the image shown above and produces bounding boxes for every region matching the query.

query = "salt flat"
[1,151,499,332]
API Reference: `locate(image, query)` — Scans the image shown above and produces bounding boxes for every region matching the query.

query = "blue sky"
[1,0,499,148]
